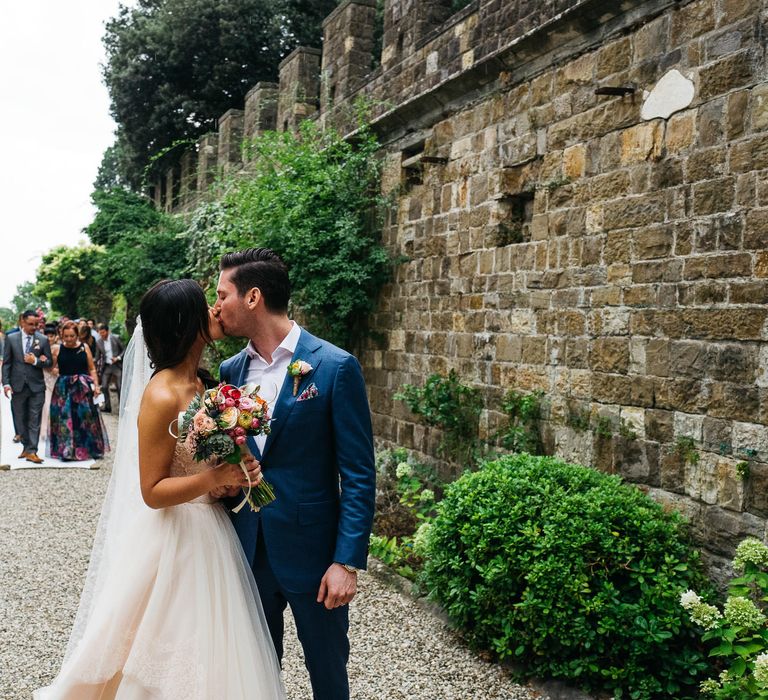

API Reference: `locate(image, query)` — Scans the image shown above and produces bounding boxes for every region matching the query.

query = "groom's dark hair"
[219,248,290,314]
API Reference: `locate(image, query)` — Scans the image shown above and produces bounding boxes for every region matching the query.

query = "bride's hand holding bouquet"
[178,382,276,512]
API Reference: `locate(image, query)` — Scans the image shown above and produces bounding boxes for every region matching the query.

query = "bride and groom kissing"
[36,248,376,699]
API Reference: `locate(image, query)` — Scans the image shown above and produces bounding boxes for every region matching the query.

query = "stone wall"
[165,0,768,577]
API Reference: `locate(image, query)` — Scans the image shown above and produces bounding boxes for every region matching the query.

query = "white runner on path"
[0,393,95,470]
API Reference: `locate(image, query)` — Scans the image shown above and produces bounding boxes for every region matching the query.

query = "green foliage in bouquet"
[682,538,768,699]
[421,453,712,698]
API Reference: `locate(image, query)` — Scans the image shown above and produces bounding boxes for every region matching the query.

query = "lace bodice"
[171,438,217,504]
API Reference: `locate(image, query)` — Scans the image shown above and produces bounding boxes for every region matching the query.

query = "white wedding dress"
[35,438,286,700]
[35,322,286,700]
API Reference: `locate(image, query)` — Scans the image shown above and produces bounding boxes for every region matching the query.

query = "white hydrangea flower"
[734,538,768,572]
[413,522,432,556]
[690,602,723,630]
[395,462,412,479]
[680,589,701,610]
[754,652,768,686]
[724,596,766,630]
[699,679,720,695]
[419,489,435,503]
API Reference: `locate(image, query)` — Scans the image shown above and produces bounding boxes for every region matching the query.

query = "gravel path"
[0,413,539,700]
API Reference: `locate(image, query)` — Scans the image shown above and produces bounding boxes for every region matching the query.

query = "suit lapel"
[260,329,322,461]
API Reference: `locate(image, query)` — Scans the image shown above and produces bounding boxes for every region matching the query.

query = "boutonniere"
[33,340,40,350]
[287,360,313,396]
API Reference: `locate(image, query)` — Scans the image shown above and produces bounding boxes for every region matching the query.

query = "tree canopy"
[103,0,337,187]
[84,187,188,327]
[34,245,113,320]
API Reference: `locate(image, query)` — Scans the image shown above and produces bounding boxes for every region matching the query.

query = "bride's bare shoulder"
[139,372,180,417]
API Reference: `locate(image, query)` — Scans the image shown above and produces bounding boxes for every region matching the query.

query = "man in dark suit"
[215,248,376,700]
[1,310,52,463]
[95,324,124,413]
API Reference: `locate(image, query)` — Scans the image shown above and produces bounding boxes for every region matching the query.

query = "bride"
[35,279,286,699]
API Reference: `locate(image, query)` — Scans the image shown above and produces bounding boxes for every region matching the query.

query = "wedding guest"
[1,310,52,463]
[0,320,5,371]
[78,320,97,357]
[49,321,107,461]
[96,323,124,413]
[87,318,99,340]
[1,317,23,444]
[38,323,60,450]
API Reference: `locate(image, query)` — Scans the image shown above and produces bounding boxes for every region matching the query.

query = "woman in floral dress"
[49,321,108,461]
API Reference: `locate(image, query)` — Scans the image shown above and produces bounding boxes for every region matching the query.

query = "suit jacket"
[220,328,376,594]
[95,335,124,373]
[1,331,52,393]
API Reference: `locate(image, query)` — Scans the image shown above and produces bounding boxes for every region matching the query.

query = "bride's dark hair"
[139,279,215,385]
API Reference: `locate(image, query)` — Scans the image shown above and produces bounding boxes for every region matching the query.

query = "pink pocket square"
[297,383,319,402]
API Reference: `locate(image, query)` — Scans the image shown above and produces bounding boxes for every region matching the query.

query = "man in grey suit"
[1,310,52,464]
[96,324,123,413]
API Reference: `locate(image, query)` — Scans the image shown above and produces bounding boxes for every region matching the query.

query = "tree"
[102,0,337,187]
[186,119,391,349]
[34,245,113,320]
[84,187,188,328]
[93,141,130,192]
[10,281,48,317]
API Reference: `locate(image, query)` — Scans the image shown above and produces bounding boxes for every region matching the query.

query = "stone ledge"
[322,0,377,29]
[348,0,681,147]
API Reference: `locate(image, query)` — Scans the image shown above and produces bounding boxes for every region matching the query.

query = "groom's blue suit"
[220,327,375,700]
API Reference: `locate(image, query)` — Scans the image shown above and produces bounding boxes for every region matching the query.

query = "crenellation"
[321,0,378,113]
[243,82,278,146]
[217,109,244,172]
[195,133,218,195]
[277,47,321,133]
[178,149,197,206]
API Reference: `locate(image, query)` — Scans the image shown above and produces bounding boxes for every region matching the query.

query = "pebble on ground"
[0,412,538,700]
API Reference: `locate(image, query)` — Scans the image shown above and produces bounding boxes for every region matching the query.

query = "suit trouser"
[252,529,350,700]
[100,365,122,411]
[11,386,45,454]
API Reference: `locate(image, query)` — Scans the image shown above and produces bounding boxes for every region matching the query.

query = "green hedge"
[422,454,711,698]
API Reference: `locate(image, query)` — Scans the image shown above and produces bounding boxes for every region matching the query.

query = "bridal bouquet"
[178,383,276,513]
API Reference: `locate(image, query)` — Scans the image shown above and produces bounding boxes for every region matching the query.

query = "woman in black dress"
[49,321,108,461]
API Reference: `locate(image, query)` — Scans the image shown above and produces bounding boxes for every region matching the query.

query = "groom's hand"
[317,564,357,610]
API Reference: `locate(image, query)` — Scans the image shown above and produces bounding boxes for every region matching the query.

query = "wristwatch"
[337,563,359,574]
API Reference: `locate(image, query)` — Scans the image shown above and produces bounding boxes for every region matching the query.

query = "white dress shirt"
[103,335,113,365]
[245,322,301,454]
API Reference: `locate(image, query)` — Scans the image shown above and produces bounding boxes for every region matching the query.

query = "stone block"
[684,452,719,504]
[671,0,715,45]
[692,177,735,216]
[620,121,664,165]
[646,409,674,443]
[732,421,768,461]
[699,50,754,101]
[665,110,696,154]
[563,143,586,179]
[589,337,630,374]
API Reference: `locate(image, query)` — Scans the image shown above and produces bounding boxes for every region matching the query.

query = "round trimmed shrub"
[422,454,711,699]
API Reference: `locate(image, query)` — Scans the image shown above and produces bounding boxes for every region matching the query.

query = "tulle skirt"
[34,501,286,700]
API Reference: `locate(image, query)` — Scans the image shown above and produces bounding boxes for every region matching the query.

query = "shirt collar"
[244,322,301,362]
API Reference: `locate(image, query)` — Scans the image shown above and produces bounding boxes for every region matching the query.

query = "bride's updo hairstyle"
[139,279,213,373]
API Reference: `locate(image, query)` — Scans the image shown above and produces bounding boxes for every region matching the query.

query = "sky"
[0,1,130,308]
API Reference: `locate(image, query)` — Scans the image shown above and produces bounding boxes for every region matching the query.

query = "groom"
[214,247,376,700]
